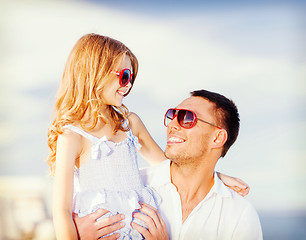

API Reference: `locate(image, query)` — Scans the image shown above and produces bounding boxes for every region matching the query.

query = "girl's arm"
[217,172,250,196]
[52,129,82,240]
[128,113,167,165]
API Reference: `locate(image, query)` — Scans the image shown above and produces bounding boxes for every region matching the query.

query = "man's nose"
[167,115,181,130]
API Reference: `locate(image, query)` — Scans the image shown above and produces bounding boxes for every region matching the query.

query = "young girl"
[47,33,248,240]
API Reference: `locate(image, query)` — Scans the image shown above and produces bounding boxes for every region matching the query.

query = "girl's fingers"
[238,187,250,197]
[234,178,250,191]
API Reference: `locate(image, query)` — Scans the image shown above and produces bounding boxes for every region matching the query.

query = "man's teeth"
[168,137,184,143]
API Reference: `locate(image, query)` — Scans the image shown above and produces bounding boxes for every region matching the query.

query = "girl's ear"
[212,129,228,148]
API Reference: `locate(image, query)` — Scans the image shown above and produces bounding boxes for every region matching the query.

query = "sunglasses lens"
[120,69,131,86]
[165,109,175,126]
[164,109,196,128]
[178,110,195,128]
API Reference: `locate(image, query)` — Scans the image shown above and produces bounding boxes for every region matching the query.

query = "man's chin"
[164,150,171,160]
[165,148,180,161]
[164,147,172,159]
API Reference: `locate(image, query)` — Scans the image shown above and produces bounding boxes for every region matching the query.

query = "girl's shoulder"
[127,112,145,128]
[59,124,84,142]
[127,112,142,125]
[56,125,83,164]
[57,125,83,154]
[127,112,144,136]
[61,125,82,137]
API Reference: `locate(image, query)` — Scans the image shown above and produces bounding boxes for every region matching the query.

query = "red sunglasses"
[111,68,134,87]
[164,108,222,129]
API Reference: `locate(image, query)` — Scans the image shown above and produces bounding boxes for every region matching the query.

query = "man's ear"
[212,129,228,148]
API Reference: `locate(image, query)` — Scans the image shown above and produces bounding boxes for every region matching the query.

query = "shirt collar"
[206,171,233,199]
[142,160,233,199]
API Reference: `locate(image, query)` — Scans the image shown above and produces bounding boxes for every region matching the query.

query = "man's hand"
[131,202,169,240]
[72,209,125,240]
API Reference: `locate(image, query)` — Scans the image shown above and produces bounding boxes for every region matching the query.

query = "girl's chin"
[113,100,123,107]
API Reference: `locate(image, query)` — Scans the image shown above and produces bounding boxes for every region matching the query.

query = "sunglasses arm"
[197,119,222,129]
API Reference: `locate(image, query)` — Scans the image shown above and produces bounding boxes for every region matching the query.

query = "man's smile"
[167,135,185,144]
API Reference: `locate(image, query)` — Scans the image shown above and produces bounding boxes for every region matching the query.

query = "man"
[74,89,263,239]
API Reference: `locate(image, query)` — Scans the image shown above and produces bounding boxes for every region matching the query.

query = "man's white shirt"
[140,160,263,240]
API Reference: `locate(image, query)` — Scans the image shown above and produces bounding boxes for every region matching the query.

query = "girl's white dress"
[63,123,160,239]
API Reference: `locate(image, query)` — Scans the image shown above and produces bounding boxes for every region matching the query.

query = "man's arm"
[73,209,125,240]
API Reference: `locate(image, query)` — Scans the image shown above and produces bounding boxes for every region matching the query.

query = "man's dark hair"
[191,89,240,157]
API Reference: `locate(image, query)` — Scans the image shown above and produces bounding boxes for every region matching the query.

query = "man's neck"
[170,161,215,223]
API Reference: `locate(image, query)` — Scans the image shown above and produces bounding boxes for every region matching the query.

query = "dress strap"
[63,125,112,159]
[123,119,142,150]
[122,118,129,128]
[63,125,98,142]
[126,130,142,150]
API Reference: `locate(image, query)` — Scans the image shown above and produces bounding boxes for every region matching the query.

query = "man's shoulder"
[212,177,263,238]
[215,175,259,216]
[226,189,259,215]
[226,193,263,238]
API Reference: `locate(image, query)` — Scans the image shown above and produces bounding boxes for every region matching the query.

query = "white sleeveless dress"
[63,123,160,239]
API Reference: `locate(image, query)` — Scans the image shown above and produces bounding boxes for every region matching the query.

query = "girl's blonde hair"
[47,33,138,175]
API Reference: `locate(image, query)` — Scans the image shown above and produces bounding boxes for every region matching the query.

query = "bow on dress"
[91,136,112,160]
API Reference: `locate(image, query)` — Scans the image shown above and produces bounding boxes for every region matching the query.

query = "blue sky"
[0,0,305,212]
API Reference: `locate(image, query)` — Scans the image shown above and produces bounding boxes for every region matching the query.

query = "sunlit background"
[0,0,305,239]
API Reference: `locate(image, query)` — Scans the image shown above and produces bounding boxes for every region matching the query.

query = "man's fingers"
[90,209,111,221]
[132,203,169,240]
[138,202,168,230]
[139,202,155,210]
[95,213,125,229]
[98,221,125,239]
[133,211,156,228]
[100,232,121,240]
[131,222,150,239]
[72,208,126,240]
[137,202,161,227]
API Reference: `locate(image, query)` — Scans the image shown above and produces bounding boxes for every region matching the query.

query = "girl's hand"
[217,172,250,197]
[131,202,169,240]
[72,209,125,240]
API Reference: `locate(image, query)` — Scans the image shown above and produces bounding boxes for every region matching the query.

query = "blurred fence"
[0,176,55,240]
[1,176,306,240]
